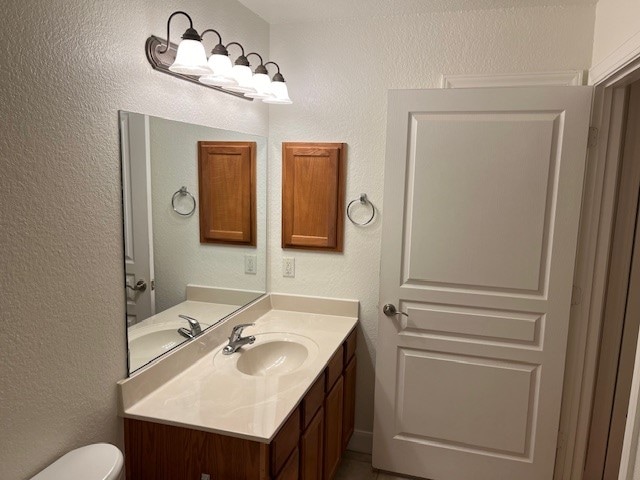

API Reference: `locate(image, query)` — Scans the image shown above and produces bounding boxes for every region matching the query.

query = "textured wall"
[149,116,267,314]
[267,5,595,443]
[0,0,269,478]
[591,0,640,68]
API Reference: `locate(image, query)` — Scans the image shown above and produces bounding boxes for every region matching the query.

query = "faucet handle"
[179,314,199,327]
[179,315,202,335]
[231,323,255,336]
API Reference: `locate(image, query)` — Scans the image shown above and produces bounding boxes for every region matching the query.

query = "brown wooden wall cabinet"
[124,328,357,480]
[282,143,346,251]
[198,141,256,246]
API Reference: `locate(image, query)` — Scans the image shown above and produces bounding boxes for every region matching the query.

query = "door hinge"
[588,127,599,148]
[571,285,582,306]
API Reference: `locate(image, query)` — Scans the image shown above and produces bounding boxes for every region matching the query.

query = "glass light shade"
[263,81,292,104]
[169,39,212,76]
[199,54,238,87]
[224,64,257,93]
[244,73,272,99]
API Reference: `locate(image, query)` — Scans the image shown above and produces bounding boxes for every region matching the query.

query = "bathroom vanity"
[118,294,358,480]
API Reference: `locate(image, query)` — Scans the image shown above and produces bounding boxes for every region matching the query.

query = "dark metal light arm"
[226,42,249,66]
[201,28,231,56]
[264,61,281,73]
[264,61,285,82]
[247,53,269,74]
[158,11,198,54]
[201,28,223,45]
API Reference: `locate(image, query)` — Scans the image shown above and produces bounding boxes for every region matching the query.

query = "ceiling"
[238,0,596,24]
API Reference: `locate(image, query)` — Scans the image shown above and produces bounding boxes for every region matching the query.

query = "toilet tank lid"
[31,443,123,480]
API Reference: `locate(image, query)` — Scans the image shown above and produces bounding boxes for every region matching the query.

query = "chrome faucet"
[177,314,202,339]
[222,323,255,355]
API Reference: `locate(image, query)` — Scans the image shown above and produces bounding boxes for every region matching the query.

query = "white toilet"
[30,443,124,480]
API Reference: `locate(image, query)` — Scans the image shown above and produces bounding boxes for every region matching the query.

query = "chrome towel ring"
[172,186,196,216]
[347,193,376,226]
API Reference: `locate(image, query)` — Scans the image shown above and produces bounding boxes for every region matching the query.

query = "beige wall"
[592,0,640,69]
[0,1,268,478]
[267,4,595,448]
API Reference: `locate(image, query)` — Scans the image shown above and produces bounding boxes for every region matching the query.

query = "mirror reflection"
[119,111,267,374]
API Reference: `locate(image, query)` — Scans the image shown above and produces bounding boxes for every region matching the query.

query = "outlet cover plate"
[245,255,257,275]
[283,257,295,277]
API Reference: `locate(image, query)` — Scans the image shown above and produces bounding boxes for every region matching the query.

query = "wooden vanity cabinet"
[123,328,357,480]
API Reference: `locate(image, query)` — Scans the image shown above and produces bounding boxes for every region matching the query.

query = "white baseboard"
[347,429,373,454]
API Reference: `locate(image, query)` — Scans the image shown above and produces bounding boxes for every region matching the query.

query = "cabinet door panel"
[342,356,357,453]
[282,142,346,251]
[275,448,299,480]
[301,407,324,480]
[324,376,344,480]
[271,408,301,478]
[198,141,256,245]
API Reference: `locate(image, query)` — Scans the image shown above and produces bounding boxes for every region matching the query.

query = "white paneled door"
[373,86,592,480]
[120,111,155,326]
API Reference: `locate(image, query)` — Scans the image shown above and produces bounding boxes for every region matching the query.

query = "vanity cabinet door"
[270,408,301,478]
[342,356,357,453]
[323,376,344,480]
[301,407,324,480]
[275,448,299,480]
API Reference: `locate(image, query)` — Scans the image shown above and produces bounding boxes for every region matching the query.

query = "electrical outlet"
[200,474,211,480]
[283,257,295,277]
[244,255,257,275]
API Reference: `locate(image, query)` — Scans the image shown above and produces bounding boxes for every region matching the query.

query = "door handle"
[126,279,147,292]
[383,304,408,317]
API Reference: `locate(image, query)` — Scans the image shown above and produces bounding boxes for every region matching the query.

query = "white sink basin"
[128,321,209,371]
[214,332,319,377]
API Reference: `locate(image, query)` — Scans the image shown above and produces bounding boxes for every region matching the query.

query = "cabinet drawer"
[275,447,299,480]
[344,328,357,365]
[325,348,344,392]
[271,407,300,478]
[302,372,326,429]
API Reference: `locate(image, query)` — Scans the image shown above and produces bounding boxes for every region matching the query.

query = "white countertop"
[119,295,358,443]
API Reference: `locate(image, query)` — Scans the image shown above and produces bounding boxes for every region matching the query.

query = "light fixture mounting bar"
[145,35,252,101]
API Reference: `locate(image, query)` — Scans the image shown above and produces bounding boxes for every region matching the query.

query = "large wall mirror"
[119,111,267,374]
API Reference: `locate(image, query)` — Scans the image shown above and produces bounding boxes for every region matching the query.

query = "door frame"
[554,55,640,480]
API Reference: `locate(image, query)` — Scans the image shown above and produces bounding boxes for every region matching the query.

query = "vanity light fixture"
[146,10,292,104]
[198,29,237,87]
[159,11,211,76]
[245,53,273,100]
[263,62,293,105]
[224,42,258,94]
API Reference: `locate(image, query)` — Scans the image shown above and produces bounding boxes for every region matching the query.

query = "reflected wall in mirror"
[119,111,267,374]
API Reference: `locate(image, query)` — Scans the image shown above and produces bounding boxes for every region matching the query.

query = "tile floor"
[335,451,412,480]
